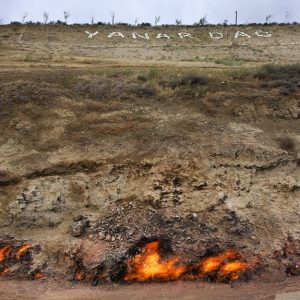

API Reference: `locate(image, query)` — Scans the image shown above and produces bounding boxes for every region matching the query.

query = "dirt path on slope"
[1,278,300,300]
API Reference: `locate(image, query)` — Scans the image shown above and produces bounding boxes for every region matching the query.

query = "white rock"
[218,191,227,201]
[192,213,198,219]
[98,232,105,240]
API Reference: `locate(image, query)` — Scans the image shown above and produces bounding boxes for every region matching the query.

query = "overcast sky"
[1,0,299,25]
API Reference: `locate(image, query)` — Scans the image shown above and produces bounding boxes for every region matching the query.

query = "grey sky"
[1,0,299,25]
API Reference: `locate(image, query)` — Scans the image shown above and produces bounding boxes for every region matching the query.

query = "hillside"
[0,24,300,298]
[0,24,299,68]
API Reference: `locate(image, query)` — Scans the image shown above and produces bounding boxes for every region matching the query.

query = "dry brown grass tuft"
[256,64,300,96]
[169,74,209,88]
[74,78,157,100]
[278,137,296,152]
[0,81,62,106]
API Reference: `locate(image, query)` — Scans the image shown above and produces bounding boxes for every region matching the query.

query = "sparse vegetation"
[21,12,28,24]
[63,11,70,24]
[278,137,295,152]
[0,81,61,106]
[255,64,300,81]
[74,76,157,101]
[146,68,160,81]
[139,22,151,27]
[195,15,208,26]
[265,14,273,24]
[175,19,182,26]
[229,67,254,79]
[111,12,115,25]
[154,16,161,26]
[222,19,229,26]
[256,64,300,96]
[279,86,294,96]
[214,58,245,66]
[1,10,300,298]
[43,12,49,24]
[137,75,147,82]
[2,16,299,27]
[170,74,209,88]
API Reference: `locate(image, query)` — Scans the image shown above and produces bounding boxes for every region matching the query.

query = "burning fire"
[33,271,44,280]
[0,246,11,262]
[199,250,250,281]
[124,241,252,283]
[16,244,30,260]
[218,261,250,281]
[75,270,85,281]
[0,266,10,276]
[200,250,237,275]
[0,240,253,283]
[0,243,45,280]
[124,241,186,282]
[201,250,237,274]
[0,243,33,279]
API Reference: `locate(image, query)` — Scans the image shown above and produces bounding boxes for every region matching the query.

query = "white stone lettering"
[85,31,99,39]
[255,30,272,38]
[80,30,273,41]
[132,32,150,40]
[234,31,251,39]
[108,32,125,38]
[209,32,224,39]
[156,33,170,39]
[178,32,193,39]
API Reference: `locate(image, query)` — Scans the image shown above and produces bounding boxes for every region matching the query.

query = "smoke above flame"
[124,241,252,282]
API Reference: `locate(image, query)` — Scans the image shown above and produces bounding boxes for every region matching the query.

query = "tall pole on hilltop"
[235,10,238,25]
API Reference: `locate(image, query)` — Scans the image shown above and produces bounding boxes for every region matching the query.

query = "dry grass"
[169,74,209,88]
[278,137,296,152]
[74,77,157,101]
[255,64,300,81]
[0,81,63,106]
[0,64,298,141]
[253,64,300,96]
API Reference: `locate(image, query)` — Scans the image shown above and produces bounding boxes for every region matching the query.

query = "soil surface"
[0,24,300,298]
[1,278,300,300]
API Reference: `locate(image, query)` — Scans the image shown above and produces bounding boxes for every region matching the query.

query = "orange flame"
[123,242,252,283]
[124,241,186,282]
[33,271,44,280]
[75,270,85,281]
[0,246,11,262]
[201,250,238,274]
[197,250,251,281]
[218,261,251,281]
[0,267,10,276]
[16,244,30,260]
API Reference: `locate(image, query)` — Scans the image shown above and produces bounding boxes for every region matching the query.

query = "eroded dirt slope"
[0,25,300,286]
